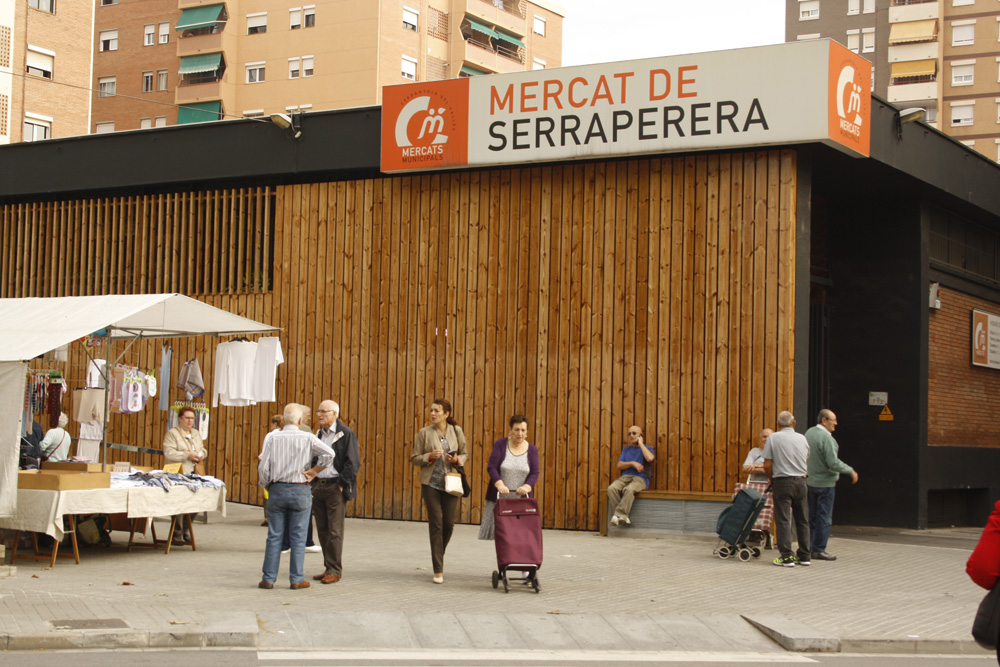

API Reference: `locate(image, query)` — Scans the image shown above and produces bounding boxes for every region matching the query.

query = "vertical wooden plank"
[778,151,797,411]
[703,155,720,492]
[765,151,781,421]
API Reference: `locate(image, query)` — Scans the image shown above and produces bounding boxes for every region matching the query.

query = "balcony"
[889,1,937,23]
[888,80,938,103]
[463,38,525,75]
[462,0,526,38]
[177,31,224,55]
[175,79,222,104]
[888,41,939,62]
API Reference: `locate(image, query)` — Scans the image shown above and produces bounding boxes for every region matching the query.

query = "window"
[862,28,875,53]
[532,57,545,70]
[247,13,267,34]
[533,15,546,36]
[142,71,153,92]
[847,30,860,53]
[144,24,155,46]
[951,102,974,126]
[243,109,264,118]
[288,57,300,79]
[98,76,116,97]
[304,6,315,27]
[157,69,168,91]
[23,116,50,141]
[29,0,55,13]
[290,8,301,29]
[997,101,1000,123]
[799,1,819,21]
[302,55,313,77]
[247,62,266,83]
[401,55,416,80]
[925,108,938,124]
[863,0,875,13]
[848,0,859,15]
[159,22,169,44]
[140,118,152,129]
[99,29,118,52]
[25,47,54,79]
[952,62,975,85]
[403,6,418,31]
[953,0,975,5]
[797,33,820,40]
[953,22,975,46]
[871,65,875,91]
[95,121,114,134]
[155,116,166,128]
[101,0,117,5]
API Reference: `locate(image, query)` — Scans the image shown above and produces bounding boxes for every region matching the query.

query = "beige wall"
[12,0,93,141]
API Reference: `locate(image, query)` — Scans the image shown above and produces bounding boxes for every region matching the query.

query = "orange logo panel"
[973,311,990,366]
[827,41,871,157]
[381,78,470,173]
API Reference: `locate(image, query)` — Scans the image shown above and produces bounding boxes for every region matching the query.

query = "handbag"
[444,471,464,497]
[454,464,472,498]
[972,580,1000,650]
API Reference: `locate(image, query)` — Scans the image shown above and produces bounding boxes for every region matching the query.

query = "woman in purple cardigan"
[478,415,540,540]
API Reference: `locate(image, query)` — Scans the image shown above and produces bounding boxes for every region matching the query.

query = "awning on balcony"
[177,101,222,124]
[179,52,223,74]
[464,17,497,39]
[492,30,525,48]
[175,4,226,32]
[888,19,938,45]
[460,65,487,76]
[890,59,937,78]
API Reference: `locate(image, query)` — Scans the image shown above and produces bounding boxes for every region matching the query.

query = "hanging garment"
[47,379,62,428]
[212,341,257,407]
[177,359,206,399]
[87,359,107,389]
[159,345,172,411]
[251,337,284,403]
[198,409,210,439]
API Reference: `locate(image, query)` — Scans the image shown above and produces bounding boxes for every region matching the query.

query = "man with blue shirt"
[607,426,655,527]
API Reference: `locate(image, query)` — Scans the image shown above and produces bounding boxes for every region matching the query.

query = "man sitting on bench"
[607,426,655,526]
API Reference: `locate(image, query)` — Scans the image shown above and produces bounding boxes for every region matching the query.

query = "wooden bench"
[601,489,731,537]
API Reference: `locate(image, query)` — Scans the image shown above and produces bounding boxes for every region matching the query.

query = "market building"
[2,40,999,531]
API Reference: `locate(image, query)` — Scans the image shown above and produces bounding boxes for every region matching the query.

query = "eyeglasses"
[316,410,334,414]
[628,431,641,436]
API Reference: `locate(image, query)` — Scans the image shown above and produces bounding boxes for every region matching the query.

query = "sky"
[558,0,787,67]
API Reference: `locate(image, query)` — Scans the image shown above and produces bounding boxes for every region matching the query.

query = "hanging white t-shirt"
[251,337,284,402]
[212,341,258,406]
[87,359,107,389]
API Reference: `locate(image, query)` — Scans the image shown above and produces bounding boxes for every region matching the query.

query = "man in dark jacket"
[311,400,361,584]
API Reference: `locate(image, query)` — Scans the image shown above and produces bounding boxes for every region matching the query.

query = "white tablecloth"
[0,486,226,541]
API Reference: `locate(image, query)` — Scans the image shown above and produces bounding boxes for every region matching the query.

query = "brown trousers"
[421,484,459,574]
[312,480,347,577]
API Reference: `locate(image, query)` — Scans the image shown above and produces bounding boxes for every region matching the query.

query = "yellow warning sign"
[879,406,894,421]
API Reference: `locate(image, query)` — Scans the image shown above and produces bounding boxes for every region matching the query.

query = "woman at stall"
[411,398,468,584]
[39,412,72,463]
[478,414,540,540]
[163,406,207,474]
[163,406,207,543]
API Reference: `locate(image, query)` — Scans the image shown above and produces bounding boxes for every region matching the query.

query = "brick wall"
[928,285,1000,447]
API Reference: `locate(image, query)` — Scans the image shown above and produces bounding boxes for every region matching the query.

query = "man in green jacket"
[806,409,859,561]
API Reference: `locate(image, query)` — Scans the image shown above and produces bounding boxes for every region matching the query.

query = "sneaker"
[793,556,811,566]
[811,551,837,561]
[772,556,796,567]
[623,517,631,525]
[305,545,322,553]
[281,549,290,555]
[610,515,620,526]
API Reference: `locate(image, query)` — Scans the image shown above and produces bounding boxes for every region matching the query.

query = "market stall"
[0,294,280,519]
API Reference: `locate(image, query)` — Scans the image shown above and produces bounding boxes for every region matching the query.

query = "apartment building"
[1,1,94,144]
[92,0,564,133]
[786,0,1000,163]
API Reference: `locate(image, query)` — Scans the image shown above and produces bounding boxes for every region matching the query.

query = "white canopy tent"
[0,294,280,518]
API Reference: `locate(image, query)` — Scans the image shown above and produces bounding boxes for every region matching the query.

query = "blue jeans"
[262,483,313,585]
[808,485,836,553]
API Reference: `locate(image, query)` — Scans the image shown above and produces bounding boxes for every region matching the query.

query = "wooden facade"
[1,149,797,532]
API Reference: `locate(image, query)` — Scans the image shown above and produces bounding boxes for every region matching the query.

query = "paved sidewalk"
[0,501,991,655]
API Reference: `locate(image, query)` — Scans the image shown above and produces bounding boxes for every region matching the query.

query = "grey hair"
[57,412,69,428]
[777,411,795,428]
[817,408,834,423]
[283,403,305,425]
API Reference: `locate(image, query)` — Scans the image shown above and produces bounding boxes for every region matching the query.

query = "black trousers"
[772,476,811,559]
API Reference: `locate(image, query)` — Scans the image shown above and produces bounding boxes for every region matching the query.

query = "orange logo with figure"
[381,78,469,172]
[973,311,990,365]
[827,41,871,157]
